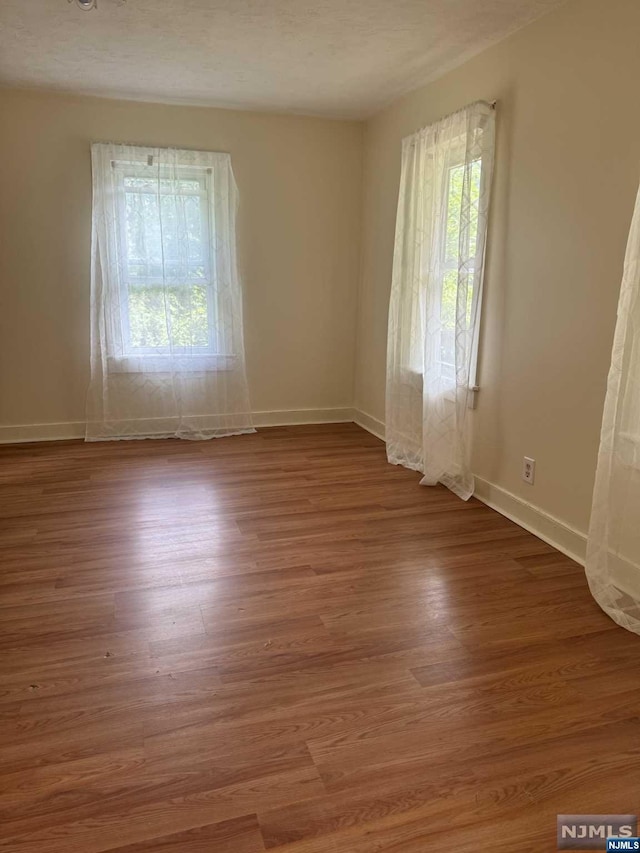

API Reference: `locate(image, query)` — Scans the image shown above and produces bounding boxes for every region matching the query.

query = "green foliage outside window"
[442,159,481,333]
[128,284,210,348]
[439,159,481,369]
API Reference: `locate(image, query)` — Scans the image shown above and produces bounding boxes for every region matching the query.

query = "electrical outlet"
[522,456,535,485]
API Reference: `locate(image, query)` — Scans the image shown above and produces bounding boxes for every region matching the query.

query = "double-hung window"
[93,147,241,373]
[386,102,495,499]
[87,143,253,441]
[437,156,482,387]
[407,147,486,396]
[114,162,216,358]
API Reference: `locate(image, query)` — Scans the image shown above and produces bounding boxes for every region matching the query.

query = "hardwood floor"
[0,423,638,852]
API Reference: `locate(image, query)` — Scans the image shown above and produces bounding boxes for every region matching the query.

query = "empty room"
[1,0,640,850]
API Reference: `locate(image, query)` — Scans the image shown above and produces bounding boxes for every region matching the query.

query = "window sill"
[107,354,237,374]
[401,368,479,406]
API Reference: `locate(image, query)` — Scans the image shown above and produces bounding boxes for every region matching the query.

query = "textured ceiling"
[0,0,565,118]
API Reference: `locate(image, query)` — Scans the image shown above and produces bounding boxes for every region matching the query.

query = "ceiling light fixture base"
[69,0,98,10]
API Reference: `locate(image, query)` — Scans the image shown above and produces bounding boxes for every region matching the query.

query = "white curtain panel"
[87,143,254,441]
[386,102,495,499]
[586,182,640,633]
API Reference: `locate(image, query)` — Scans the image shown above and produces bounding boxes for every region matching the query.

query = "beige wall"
[355,0,640,535]
[0,89,362,428]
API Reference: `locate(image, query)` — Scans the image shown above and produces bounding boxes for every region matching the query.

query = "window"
[438,157,482,384]
[119,170,212,351]
[386,101,495,499]
[408,154,484,388]
[87,143,253,441]
[112,162,217,359]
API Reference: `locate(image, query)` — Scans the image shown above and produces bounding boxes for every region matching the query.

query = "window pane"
[440,269,474,370]
[439,158,482,375]
[444,159,481,264]
[124,186,208,282]
[440,269,456,370]
[182,195,207,279]
[127,283,210,348]
[123,176,203,194]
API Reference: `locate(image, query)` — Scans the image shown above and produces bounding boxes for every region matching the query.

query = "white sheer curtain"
[386,102,495,499]
[86,143,254,441]
[586,182,640,633]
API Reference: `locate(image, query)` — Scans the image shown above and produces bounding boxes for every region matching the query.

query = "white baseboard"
[0,408,356,445]
[473,477,587,566]
[352,408,386,441]
[253,408,354,428]
[352,408,587,566]
[0,421,86,443]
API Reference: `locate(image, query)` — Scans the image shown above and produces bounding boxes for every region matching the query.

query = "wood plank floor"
[0,423,638,852]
